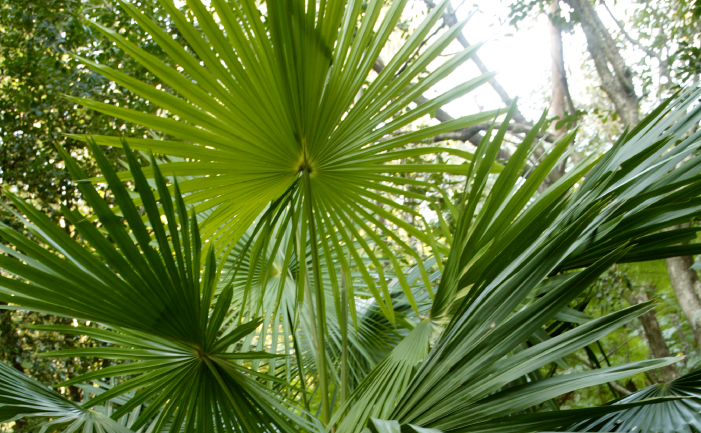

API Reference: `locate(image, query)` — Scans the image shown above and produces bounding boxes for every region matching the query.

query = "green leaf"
[572,366,701,432]
[1,142,312,433]
[0,361,132,433]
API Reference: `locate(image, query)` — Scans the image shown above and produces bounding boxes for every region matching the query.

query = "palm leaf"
[0,140,314,433]
[0,358,133,433]
[217,225,432,415]
[67,0,499,319]
[572,367,701,432]
[65,2,504,420]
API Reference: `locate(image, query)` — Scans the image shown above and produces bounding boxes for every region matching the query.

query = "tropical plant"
[0,360,133,433]
[572,366,701,432]
[3,1,701,432]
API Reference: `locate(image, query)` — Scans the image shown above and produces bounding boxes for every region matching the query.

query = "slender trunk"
[626,292,678,382]
[545,0,572,190]
[549,0,567,137]
[665,254,701,347]
[543,0,577,190]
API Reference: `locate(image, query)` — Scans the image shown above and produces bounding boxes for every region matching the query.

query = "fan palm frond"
[67,0,500,322]
[0,361,133,433]
[0,139,314,433]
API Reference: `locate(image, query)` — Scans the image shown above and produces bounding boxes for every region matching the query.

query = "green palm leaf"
[64,2,503,420]
[67,0,499,319]
[0,361,133,433]
[4,0,701,431]
[0,139,314,433]
[572,367,701,432]
[217,224,431,414]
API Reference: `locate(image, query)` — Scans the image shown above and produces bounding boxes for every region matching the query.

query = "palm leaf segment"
[389,89,701,433]
[218,226,423,390]
[0,141,313,433]
[68,0,500,320]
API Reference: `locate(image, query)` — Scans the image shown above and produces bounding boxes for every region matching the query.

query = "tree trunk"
[665,254,701,347]
[564,0,639,125]
[542,0,578,191]
[548,0,568,137]
[626,292,678,382]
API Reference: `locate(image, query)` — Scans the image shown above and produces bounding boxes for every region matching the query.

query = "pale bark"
[564,0,639,125]
[545,0,575,189]
[549,0,567,137]
[600,1,671,97]
[665,254,701,347]
[626,292,678,382]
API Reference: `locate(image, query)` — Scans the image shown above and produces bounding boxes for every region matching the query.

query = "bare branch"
[373,58,484,145]
[424,0,530,125]
[429,121,557,143]
[609,381,633,396]
[373,8,583,183]
[601,0,661,60]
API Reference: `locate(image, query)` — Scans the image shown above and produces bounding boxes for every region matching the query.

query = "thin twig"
[601,0,660,60]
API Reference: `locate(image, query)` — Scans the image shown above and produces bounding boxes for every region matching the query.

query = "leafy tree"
[0,0,173,220]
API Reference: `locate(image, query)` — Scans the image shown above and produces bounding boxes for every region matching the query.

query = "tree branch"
[373,58,484,145]
[422,0,581,176]
[565,0,639,125]
[609,380,633,396]
[601,0,661,60]
[424,0,530,125]
[429,121,556,143]
[373,5,580,184]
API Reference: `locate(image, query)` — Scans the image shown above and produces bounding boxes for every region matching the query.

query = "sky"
[423,0,640,122]
[439,1,554,121]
